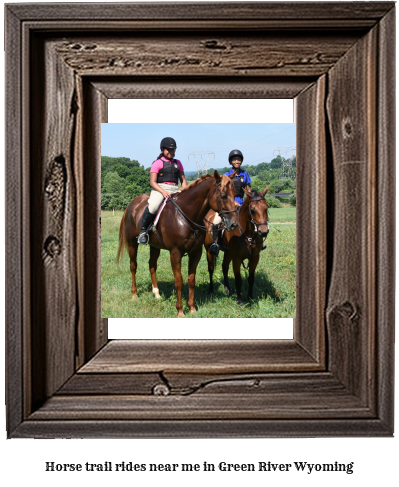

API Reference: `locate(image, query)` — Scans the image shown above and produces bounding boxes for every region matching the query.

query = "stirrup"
[137,232,149,245]
[209,243,220,256]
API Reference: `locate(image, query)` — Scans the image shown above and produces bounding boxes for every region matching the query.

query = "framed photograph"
[101,105,296,339]
[5,2,395,437]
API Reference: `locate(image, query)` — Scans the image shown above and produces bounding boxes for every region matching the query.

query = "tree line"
[101,156,152,210]
[101,155,296,210]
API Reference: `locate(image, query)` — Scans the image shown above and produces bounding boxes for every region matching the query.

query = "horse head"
[212,170,238,231]
[243,184,269,238]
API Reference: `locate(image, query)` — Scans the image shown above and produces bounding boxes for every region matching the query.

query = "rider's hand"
[234,201,241,207]
[163,190,172,199]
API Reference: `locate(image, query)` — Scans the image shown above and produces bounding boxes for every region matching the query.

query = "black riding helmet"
[228,149,244,164]
[160,137,177,151]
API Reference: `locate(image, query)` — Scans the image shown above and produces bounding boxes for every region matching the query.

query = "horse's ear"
[214,170,221,182]
[262,185,269,197]
[228,172,235,180]
[243,187,252,198]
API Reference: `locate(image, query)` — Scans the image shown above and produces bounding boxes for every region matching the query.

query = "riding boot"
[209,224,220,256]
[137,206,155,244]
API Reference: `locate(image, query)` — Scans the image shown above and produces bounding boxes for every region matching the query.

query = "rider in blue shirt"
[210,149,266,255]
[224,149,251,204]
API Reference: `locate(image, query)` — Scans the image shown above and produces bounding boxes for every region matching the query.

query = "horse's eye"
[221,194,227,200]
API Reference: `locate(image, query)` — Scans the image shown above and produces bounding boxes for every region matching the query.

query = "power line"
[188,150,215,178]
[210,125,295,155]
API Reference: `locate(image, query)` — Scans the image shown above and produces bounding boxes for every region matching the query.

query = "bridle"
[244,196,269,237]
[166,177,237,256]
[238,195,269,268]
[208,179,239,227]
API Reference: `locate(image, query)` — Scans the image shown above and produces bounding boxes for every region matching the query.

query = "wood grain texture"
[295,76,326,363]
[7,2,394,22]
[30,36,78,408]
[325,26,377,405]
[91,78,311,100]
[81,81,108,362]
[14,418,391,439]
[79,340,321,374]
[52,33,360,78]
[376,6,395,432]
[5,2,395,438]
[5,5,24,436]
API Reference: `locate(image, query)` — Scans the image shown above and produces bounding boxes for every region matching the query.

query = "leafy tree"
[266,195,282,208]
[270,155,284,169]
[103,171,125,195]
[269,178,296,194]
[115,164,130,179]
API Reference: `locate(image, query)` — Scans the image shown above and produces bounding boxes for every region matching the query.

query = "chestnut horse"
[117,171,238,317]
[204,185,269,305]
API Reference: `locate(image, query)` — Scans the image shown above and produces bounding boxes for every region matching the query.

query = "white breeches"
[148,184,181,214]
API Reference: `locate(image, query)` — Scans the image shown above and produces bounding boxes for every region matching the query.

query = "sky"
[102,99,295,172]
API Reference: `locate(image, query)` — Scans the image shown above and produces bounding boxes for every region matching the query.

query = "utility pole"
[274,146,296,181]
[189,151,215,179]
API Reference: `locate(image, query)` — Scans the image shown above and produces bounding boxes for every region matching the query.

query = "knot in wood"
[152,383,170,396]
[43,236,62,265]
[201,40,227,50]
[343,119,353,138]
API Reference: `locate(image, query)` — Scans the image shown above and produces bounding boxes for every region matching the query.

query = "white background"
[1,1,398,486]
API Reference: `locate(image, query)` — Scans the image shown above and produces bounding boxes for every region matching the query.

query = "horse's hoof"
[152,287,161,299]
[237,298,243,307]
[190,307,197,314]
[224,286,230,296]
[132,294,137,300]
[177,311,185,318]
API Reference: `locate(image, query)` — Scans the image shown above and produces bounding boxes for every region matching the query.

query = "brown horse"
[204,185,269,305]
[117,171,238,317]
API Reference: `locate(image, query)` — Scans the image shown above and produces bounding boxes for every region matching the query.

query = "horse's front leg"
[188,245,203,313]
[205,244,215,294]
[149,245,161,299]
[247,252,260,300]
[232,257,243,306]
[127,242,138,300]
[222,251,232,296]
[170,247,184,317]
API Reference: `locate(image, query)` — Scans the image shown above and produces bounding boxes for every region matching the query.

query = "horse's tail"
[116,206,129,264]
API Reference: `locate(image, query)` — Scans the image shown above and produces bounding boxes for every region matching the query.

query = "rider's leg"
[137,206,156,244]
[137,190,164,244]
[213,213,222,226]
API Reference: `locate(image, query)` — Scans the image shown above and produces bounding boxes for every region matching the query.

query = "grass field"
[101,207,296,318]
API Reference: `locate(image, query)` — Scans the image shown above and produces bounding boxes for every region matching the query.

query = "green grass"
[268,207,296,223]
[101,208,296,318]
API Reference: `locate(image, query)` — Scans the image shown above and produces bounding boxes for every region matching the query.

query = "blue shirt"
[224,168,252,205]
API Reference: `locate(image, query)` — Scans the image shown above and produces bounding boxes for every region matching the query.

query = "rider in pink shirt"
[138,137,188,244]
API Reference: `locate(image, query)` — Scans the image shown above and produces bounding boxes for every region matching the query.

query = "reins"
[168,178,236,256]
[237,196,269,269]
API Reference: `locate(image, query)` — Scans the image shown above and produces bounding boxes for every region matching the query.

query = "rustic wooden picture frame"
[5,2,395,438]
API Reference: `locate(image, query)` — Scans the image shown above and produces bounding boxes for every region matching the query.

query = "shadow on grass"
[204,270,282,305]
[144,269,283,305]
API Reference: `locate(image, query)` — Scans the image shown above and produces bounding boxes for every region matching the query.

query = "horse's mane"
[178,173,213,194]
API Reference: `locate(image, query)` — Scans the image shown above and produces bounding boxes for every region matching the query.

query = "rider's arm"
[150,172,171,199]
[179,172,188,189]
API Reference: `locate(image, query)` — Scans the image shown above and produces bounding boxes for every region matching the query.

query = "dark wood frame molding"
[5,2,395,437]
